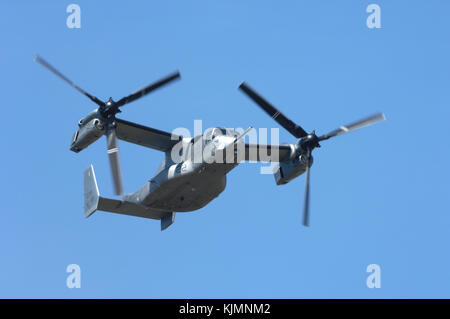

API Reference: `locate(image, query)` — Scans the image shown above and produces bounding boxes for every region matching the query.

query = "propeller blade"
[318,113,386,141]
[106,124,124,195]
[239,82,308,139]
[115,71,181,107]
[303,150,311,226]
[34,55,105,107]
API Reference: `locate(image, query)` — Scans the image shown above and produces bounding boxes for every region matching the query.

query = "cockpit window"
[211,128,219,140]
[212,128,228,139]
[203,127,230,144]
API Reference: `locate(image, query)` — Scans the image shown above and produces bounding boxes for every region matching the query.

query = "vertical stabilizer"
[84,165,100,218]
[161,212,176,231]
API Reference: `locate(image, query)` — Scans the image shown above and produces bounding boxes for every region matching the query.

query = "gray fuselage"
[124,128,242,213]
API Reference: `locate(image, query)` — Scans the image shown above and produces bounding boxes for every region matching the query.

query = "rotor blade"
[115,71,181,107]
[34,55,105,107]
[239,82,308,139]
[303,150,311,227]
[106,125,124,195]
[318,113,386,141]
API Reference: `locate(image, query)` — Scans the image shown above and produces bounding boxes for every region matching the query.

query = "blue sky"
[1,1,449,298]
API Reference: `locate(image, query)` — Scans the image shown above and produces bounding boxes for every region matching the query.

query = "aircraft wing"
[115,118,182,152]
[244,143,292,162]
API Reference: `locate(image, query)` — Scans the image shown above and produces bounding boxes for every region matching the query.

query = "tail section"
[83,165,175,231]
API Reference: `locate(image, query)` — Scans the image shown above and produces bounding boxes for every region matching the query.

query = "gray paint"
[81,120,307,230]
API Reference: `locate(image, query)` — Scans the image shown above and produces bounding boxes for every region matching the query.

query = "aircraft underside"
[146,170,227,212]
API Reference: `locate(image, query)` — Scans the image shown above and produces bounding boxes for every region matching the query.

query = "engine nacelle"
[70,118,105,153]
[274,154,313,185]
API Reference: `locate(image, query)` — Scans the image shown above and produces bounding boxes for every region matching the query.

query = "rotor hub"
[299,131,320,153]
[100,98,120,118]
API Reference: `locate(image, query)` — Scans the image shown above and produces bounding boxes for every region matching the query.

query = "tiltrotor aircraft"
[36,56,385,230]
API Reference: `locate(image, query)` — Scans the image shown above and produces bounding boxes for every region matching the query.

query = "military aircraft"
[35,56,385,230]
